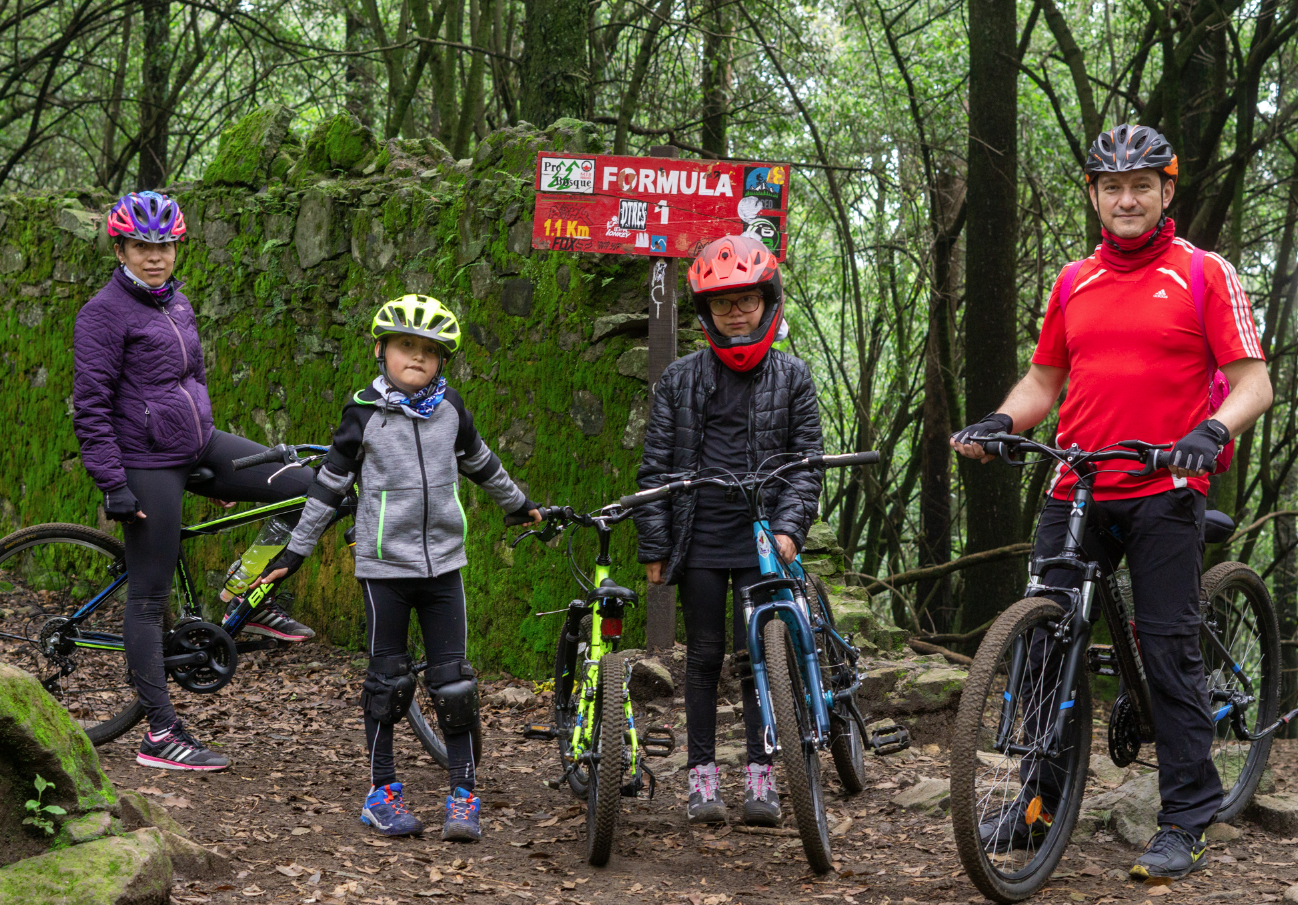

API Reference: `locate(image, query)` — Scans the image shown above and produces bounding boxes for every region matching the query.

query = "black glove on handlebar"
[261,549,305,582]
[952,412,1014,446]
[103,486,141,523]
[1171,419,1230,474]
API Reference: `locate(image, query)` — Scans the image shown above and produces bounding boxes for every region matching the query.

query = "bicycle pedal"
[868,724,911,756]
[522,723,559,741]
[640,726,676,757]
[620,772,644,797]
[1086,644,1117,676]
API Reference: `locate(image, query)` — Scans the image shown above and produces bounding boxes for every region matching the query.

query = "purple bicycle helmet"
[106,191,187,243]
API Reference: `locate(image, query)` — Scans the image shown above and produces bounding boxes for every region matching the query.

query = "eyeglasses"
[708,293,763,316]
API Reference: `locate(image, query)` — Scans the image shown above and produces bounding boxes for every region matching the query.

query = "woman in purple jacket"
[72,192,314,771]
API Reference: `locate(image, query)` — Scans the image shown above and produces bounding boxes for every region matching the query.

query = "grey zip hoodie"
[288,378,532,579]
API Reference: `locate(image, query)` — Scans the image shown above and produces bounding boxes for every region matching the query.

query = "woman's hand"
[774,534,798,564]
[646,561,667,585]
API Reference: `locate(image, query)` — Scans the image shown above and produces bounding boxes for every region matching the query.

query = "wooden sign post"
[532,148,792,651]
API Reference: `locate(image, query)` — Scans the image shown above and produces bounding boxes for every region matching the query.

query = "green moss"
[202,104,297,187]
[295,113,379,181]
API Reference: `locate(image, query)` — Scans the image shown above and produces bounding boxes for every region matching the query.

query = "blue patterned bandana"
[376,375,446,419]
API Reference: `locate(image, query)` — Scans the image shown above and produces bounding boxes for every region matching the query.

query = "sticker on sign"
[539,157,595,194]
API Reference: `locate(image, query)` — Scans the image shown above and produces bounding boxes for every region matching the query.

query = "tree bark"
[138,0,171,188]
[1277,471,1297,738]
[345,5,376,129]
[699,0,730,158]
[101,3,132,189]
[613,0,671,155]
[520,0,589,127]
[959,0,1021,632]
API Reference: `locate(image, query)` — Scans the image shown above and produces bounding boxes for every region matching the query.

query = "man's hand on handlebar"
[950,413,1014,464]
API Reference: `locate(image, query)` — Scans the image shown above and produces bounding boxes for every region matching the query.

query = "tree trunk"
[345,5,376,128]
[959,0,1021,633]
[700,0,730,159]
[101,3,133,189]
[453,0,488,156]
[520,0,589,127]
[1277,470,1297,738]
[138,0,171,188]
[613,0,671,155]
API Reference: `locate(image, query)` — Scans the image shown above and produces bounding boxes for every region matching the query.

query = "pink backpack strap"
[1057,260,1086,316]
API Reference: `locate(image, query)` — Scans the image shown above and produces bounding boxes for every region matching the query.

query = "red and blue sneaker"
[361,783,424,836]
[442,787,481,842]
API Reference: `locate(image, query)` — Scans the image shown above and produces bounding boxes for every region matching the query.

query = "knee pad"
[361,655,416,724]
[426,659,480,733]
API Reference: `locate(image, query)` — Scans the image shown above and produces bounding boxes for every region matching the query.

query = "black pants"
[360,572,475,791]
[1026,489,1222,836]
[123,430,314,733]
[680,566,772,769]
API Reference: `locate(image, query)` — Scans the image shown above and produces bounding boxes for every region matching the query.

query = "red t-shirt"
[1032,238,1263,500]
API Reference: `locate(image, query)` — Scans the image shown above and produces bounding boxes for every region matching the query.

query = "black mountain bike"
[949,435,1292,902]
[0,443,459,769]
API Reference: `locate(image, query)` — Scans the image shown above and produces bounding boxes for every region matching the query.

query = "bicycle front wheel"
[586,652,624,867]
[950,598,1091,903]
[1201,562,1280,822]
[809,576,867,794]
[0,524,145,744]
[765,616,833,874]
[406,619,481,770]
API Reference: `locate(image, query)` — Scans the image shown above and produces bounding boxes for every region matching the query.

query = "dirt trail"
[82,640,1298,905]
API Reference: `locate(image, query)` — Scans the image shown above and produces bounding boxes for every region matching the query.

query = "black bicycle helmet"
[1084,125,1178,183]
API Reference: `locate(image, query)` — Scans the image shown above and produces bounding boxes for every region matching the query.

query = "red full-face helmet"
[687,235,784,372]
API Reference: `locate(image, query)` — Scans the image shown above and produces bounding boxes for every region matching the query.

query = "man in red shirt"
[952,125,1273,881]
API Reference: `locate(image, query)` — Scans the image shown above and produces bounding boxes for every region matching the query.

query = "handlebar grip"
[504,511,533,527]
[1153,450,1173,469]
[819,451,880,468]
[232,444,287,471]
[619,485,672,509]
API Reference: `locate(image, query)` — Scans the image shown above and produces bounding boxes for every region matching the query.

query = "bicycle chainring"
[164,620,237,693]
[1108,692,1142,768]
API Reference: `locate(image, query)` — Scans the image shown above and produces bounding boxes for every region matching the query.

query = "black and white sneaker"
[137,721,230,771]
[238,594,315,642]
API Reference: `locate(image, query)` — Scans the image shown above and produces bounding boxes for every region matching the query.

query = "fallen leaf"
[275,864,307,878]
[536,816,559,827]
[1146,887,1171,897]
[291,827,311,836]
[1079,862,1102,877]
[428,868,443,882]
[362,838,392,847]
[307,872,321,886]
[163,797,192,809]
[832,817,853,836]
[241,886,264,898]
[136,786,166,796]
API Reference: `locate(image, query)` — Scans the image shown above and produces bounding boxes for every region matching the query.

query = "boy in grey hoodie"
[255,295,539,841]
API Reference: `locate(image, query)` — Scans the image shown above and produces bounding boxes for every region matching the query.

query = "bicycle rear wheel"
[0,524,145,744]
[1201,562,1280,822]
[950,598,1090,903]
[765,616,833,874]
[586,652,624,867]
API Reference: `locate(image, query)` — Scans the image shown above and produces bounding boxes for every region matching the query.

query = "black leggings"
[123,430,314,733]
[360,573,476,791]
[680,566,771,769]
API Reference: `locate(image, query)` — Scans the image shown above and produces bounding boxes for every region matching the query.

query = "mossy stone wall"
[0,110,674,677]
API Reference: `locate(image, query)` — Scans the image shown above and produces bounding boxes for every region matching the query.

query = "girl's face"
[115,239,177,287]
[377,334,444,395]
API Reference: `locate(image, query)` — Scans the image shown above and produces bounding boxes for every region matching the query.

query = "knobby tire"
[587,652,624,866]
[809,576,866,794]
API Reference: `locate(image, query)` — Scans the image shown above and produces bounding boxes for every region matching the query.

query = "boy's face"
[376,334,444,395]
[707,290,766,337]
[115,239,177,287]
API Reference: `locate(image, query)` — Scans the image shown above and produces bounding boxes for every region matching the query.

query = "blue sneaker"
[360,783,424,836]
[442,787,481,842]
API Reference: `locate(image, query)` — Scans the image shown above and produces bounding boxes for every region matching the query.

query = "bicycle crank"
[164,619,237,693]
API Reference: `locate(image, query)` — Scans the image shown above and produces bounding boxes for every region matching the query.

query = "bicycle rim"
[1201,562,1280,821]
[586,652,623,866]
[950,598,1090,903]
[765,617,833,874]
[0,524,147,745]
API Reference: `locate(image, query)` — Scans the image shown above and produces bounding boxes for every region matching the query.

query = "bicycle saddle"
[587,579,637,604]
[186,467,216,488]
[1204,509,1234,544]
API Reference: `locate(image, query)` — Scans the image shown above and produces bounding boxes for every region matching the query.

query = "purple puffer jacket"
[73,268,215,491]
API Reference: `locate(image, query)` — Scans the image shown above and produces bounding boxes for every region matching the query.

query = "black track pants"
[360,572,475,791]
[123,430,314,733]
[1025,489,1223,836]
[680,566,772,770]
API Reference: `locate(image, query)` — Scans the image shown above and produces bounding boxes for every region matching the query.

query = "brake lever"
[266,460,310,485]
[510,529,539,549]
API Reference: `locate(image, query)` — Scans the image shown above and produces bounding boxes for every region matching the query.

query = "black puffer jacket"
[635,348,824,585]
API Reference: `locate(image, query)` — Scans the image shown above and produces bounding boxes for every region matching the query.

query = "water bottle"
[219,516,293,601]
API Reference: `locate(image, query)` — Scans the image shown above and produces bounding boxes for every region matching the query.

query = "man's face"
[707,290,765,338]
[1089,169,1175,238]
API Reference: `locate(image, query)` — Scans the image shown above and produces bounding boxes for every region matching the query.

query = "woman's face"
[115,239,177,287]
[376,334,444,395]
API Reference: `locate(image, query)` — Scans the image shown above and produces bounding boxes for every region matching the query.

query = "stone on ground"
[1246,792,1298,836]
[159,830,225,879]
[117,790,186,837]
[891,777,950,814]
[628,658,674,702]
[202,103,298,186]
[0,826,171,904]
[1204,821,1241,842]
[1284,883,1298,903]
[1080,769,1160,847]
[53,810,115,847]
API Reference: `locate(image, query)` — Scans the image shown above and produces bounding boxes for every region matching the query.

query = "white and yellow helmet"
[370,295,462,356]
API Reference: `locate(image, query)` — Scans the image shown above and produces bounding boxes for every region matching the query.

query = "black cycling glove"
[504,499,541,527]
[952,412,1014,446]
[1171,419,1230,474]
[261,549,305,582]
[103,486,141,523]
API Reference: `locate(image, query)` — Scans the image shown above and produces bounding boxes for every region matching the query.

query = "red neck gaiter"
[1098,217,1175,273]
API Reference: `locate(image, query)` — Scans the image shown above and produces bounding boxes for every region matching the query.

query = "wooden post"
[644,144,679,653]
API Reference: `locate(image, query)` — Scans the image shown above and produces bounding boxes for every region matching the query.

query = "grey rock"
[0,827,171,904]
[53,811,115,847]
[1246,792,1298,836]
[0,246,25,273]
[204,219,236,249]
[352,216,397,272]
[55,207,98,242]
[497,419,537,465]
[160,830,225,879]
[1204,821,1241,842]
[802,521,843,554]
[468,262,497,299]
[556,264,571,292]
[118,789,188,838]
[592,313,648,343]
[507,219,533,256]
[892,777,950,814]
[295,188,348,269]
[622,398,650,450]
[1284,884,1298,904]
[1084,769,1160,847]
[464,322,500,354]
[714,744,745,767]
[501,278,535,316]
[617,347,648,381]
[628,658,674,702]
[570,390,606,437]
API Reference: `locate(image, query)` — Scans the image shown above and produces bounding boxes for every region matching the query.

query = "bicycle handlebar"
[232,444,288,471]
[504,505,567,527]
[974,434,1174,475]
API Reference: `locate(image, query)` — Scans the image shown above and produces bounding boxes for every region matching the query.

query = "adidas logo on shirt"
[1153,288,1169,298]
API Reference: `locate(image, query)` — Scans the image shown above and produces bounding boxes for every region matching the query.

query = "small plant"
[23,775,66,835]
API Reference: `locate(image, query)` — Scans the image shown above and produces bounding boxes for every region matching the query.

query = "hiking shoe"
[742,763,781,826]
[137,721,230,771]
[442,787,482,842]
[361,783,423,836]
[1130,825,1208,881]
[238,594,314,641]
[687,763,727,824]
[978,793,1053,852]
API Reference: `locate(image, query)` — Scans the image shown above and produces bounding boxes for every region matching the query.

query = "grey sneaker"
[742,763,781,826]
[687,763,727,824]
